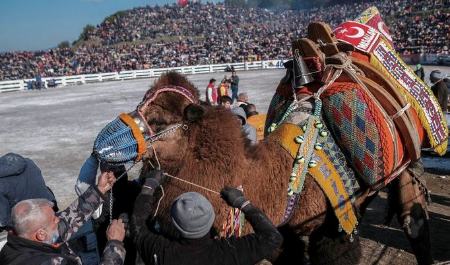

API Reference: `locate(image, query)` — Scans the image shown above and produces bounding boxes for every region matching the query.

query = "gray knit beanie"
[171,192,215,239]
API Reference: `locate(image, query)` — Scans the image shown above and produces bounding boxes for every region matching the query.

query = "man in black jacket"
[132,170,283,265]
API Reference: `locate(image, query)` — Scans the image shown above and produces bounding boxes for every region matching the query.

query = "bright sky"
[0,0,178,52]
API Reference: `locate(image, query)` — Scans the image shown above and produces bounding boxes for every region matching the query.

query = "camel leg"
[394,162,432,265]
[308,209,361,265]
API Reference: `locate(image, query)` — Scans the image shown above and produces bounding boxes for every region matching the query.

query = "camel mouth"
[93,112,149,165]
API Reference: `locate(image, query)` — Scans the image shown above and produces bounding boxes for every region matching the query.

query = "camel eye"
[148,118,168,131]
[148,118,167,126]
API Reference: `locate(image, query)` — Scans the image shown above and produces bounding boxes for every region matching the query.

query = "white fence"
[0,60,286,93]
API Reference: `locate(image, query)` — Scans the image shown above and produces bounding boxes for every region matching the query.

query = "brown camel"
[110,71,431,265]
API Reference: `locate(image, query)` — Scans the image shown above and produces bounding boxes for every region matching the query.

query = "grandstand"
[0,0,449,81]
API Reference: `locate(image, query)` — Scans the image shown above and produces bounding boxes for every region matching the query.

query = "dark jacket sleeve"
[130,188,172,263]
[225,204,283,264]
[57,186,105,242]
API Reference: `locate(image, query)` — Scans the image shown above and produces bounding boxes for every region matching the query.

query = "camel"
[94,70,430,264]
[93,20,448,264]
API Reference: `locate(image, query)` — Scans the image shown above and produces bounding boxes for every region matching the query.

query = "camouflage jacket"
[0,186,125,265]
[54,185,126,265]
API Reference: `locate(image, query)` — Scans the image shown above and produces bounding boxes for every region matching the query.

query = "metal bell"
[292,54,314,88]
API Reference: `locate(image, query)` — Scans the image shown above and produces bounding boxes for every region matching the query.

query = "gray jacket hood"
[0,153,27,178]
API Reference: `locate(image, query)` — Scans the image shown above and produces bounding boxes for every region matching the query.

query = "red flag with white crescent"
[334,21,381,53]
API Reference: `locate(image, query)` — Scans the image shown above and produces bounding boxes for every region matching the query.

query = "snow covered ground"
[0,66,449,207]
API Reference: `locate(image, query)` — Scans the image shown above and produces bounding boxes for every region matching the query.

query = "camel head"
[93,72,206,172]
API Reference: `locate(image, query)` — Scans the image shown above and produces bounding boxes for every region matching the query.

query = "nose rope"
[163,173,220,195]
[147,147,220,195]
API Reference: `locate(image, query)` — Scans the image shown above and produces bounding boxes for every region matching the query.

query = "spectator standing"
[231,71,240,103]
[232,107,257,145]
[220,96,233,110]
[218,75,231,101]
[245,104,267,141]
[205,78,218,105]
[414,64,425,81]
[131,170,283,265]
[430,70,449,112]
[236,92,249,108]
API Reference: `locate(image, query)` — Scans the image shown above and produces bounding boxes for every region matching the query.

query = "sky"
[0,0,179,52]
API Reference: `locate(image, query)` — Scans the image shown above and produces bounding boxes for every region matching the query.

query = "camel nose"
[94,113,147,164]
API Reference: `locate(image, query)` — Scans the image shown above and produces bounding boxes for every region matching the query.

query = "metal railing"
[0,60,286,93]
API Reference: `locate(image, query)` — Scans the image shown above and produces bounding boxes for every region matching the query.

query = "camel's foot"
[401,203,433,265]
[394,162,433,265]
[308,229,361,265]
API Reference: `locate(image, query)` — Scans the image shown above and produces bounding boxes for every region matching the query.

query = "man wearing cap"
[131,170,283,265]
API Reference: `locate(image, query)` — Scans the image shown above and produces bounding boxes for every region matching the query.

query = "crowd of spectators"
[1,0,449,80]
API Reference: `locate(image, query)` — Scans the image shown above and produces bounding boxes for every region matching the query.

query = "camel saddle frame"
[281,22,424,189]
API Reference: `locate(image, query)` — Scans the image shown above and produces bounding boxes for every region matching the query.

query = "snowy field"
[0,67,449,208]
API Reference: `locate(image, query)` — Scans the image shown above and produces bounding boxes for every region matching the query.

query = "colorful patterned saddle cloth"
[334,7,448,155]
[267,79,403,188]
[268,96,359,235]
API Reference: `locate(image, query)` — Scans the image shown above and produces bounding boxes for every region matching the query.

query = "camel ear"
[183,104,205,122]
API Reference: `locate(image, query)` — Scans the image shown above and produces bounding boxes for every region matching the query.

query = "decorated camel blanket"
[334,7,448,155]
[268,94,359,235]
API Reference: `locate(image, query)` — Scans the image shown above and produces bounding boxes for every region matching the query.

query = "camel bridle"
[99,85,245,236]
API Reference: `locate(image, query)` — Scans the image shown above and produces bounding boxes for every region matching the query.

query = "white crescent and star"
[346,26,365,39]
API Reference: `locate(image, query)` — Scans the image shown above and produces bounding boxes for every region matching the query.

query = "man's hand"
[97,171,116,194]
[142,170,167,189]
[220,186,249,209]
[106,219,125,242]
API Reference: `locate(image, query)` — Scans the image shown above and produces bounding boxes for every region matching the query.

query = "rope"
[164,172,220,195]
[144,129,220,195]
[153,185,165,218]
[391,103,411,120]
